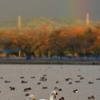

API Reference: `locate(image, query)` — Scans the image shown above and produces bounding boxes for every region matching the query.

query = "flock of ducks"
[0,66,100,100]
[25,67,99,100]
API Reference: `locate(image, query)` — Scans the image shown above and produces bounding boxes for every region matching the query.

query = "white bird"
[27,91,57,100]
[39,91,57,100]
[27,95,36,100]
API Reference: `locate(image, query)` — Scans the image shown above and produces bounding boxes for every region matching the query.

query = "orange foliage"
[0,25,99,56]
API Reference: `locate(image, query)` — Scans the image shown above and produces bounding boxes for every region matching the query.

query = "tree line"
[0,25,100,57]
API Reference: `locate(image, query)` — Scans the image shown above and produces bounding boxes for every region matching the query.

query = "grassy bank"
[0,60,100,65]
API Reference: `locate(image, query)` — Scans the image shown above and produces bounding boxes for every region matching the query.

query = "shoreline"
[0,60,100,65]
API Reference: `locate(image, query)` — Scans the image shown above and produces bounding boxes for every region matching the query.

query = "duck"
[5,80,10,83]
[59,97,64,100]
[65,78,72,81]
[31,76,35,78]
[96,78,100,80]
[27,91,57,100]
[24,87,32,92]
[37,82,41,85]
[42,86,48,89]
[88,95,95,99]
[80,77,84,80]
[75,81,80,83]
[9,86,15,90]
[54,87,58,90]
[58,88,62,91]
[21,80,28,83]
[56,81,59,83]
[88,81,94,84]
[73,89,78,93]
[20,76,24,79]
[68,82,72,84]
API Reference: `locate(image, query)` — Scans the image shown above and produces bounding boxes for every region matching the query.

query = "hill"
[0,17,98,30]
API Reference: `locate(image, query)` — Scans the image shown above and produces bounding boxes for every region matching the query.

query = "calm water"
[0,64,100,100]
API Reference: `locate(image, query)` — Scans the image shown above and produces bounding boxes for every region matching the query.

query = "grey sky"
[0,0,100,20]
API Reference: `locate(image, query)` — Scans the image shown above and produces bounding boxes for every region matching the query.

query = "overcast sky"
[0,0,100,20]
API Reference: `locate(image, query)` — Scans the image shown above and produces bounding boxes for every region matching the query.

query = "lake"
[0,64,100,100]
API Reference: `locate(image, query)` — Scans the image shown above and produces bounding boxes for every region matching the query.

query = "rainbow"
[61,0,88,19]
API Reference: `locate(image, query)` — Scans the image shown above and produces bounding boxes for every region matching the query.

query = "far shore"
[0,60,100,65]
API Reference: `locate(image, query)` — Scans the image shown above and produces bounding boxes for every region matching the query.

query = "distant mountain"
[0,17,98,30]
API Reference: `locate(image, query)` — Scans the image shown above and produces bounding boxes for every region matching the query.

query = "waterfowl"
[58,88,62,91]
[24,87,32,92]
[21,80,28,83]
[27,91,57,100]
[88,95,95,99]
[25,93,30,96]
[54,87,58,90]
[43,74,47,77]
[40,77,47,82]
[88,81,94,84]
[73,89,78,93]
[80,77,84,80]
[37,82,41,85]
[9,86,15,90]
[42,86,48,89]
[0,77,3,79]
[75,81,80,83]
[31,76,35,78]
[5,80,10,83]
[68,82,72,84]
[96,78,100,80]
[56,81,59,83]
[39,91,57,100]
[27,95,36,100]
[65,78,72,81]
[20,76,24,79]
[59,97,64,100]
[77,75,81,77]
